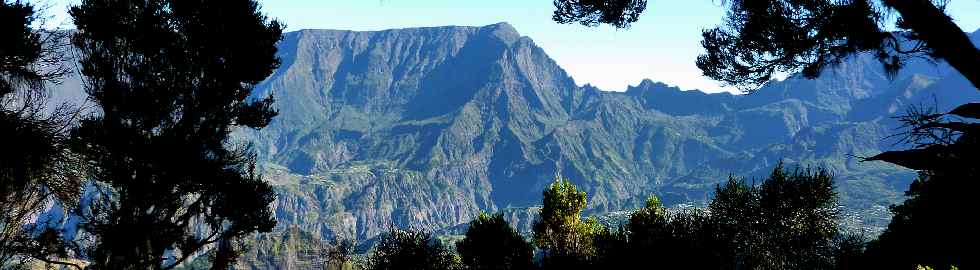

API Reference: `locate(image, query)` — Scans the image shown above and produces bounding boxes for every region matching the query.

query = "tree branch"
[32,256,84,270]
[883,0,980,90]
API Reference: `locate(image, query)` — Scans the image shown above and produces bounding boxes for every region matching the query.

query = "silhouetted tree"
[551,0,979,91]
[519,165,846,269]
[588,223,628,269]
[757,165,838,269]
[588,198,668,268]
[0,0,69,97]
[1,1,82,269]
[857,103,980,269]
[532,177,602,268]
[831,234,869,270]
[551,1,980,268]
[368,228,461,270]
[661,209,725,269]
[456,213,533,270]
[620,196,669,262]
[588,166,845,269]
[552,0,647,29]
[612,196,723,269]
[69,0,282,268]
[588,196,652,269]
[709,164,839,270]
[864,169,976,269]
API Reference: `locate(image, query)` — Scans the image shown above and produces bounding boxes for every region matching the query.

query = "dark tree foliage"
[592,197,662,268]
[588,223,629,269]
[596,196,723,269]
[1,1,82,268]
[656,209,726,269]
[755,165,838,269]
[551,1,979,268]
[552,0,647,28]
[550,0,980,92]
[432,165,850,269]
[0,0,69,97]
[69,0,282,268]
[698,0,898,89]
[456,213,533,270]
[709,164,839,270]
[831,234,869,270]
[864,172,976,269]
[586,165,842,269]
[0,107,83,269]
[860,102,980,269]
[367,228,461,270]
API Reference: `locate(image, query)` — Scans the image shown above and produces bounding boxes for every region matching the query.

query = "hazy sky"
[45,0,980,93]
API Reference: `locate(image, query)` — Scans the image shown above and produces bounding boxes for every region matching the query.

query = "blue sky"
[45,0,980,93]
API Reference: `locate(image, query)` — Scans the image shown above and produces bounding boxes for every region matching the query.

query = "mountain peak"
[481,22,521,45]
[486,22,516,31]
[637,79,657,88]
[626,79,679,94]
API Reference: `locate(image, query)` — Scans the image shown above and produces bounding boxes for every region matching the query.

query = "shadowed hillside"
[231,24,980,242]
[44,23,980,244]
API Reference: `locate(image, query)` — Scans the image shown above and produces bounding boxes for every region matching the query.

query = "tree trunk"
[883,0,980,90]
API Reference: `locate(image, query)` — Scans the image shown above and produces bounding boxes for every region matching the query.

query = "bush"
[457,213,533,270]
[367,228,461,270]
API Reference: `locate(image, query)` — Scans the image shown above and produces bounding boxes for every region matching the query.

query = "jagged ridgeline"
[226,22,980,243]
[46,23,980,245]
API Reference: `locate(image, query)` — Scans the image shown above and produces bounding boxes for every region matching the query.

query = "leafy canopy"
[551,0,980,91]
[368,228,461,270]
[532,177,602,267]
[456,213,533,270]
[69,0,283,268]
[1,1,80,268]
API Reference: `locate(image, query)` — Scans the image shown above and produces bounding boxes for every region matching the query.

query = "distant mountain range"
[223,22,980,244]
[48,23,980,252]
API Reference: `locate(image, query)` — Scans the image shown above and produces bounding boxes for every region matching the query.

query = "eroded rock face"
[243,23,980,243]
[46,24,977,244]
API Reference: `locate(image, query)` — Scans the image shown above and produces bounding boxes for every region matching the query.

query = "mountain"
[42,24,980,249]
[232,23,980,243]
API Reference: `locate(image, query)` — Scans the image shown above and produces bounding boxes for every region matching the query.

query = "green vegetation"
[708,165,840,269]
[367,228,461,270]
[531,177,603,267]
[1,1,80,268]
[551,0,980,268]
[3,0,976,267]
[862,103,980,268]
[174,227,360,270]
[456,213,533,270]
[250,23,952,244]
[63,0,283,268]
[360,164,875,270]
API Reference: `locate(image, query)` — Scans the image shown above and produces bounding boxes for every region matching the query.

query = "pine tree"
[550,1,980,266]
[1,1,81,268]
[69,0,283,268]
[532,177,602,268]
[709,164,839,269]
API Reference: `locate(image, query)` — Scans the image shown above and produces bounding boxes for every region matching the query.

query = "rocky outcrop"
[249,24,980,242]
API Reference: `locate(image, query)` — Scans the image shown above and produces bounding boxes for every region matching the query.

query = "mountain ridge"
[245,24,980,243]
[42,24,980,244]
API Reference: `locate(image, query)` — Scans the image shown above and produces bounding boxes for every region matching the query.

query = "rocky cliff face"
[240,23,980,242]
[238,23,580,241]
